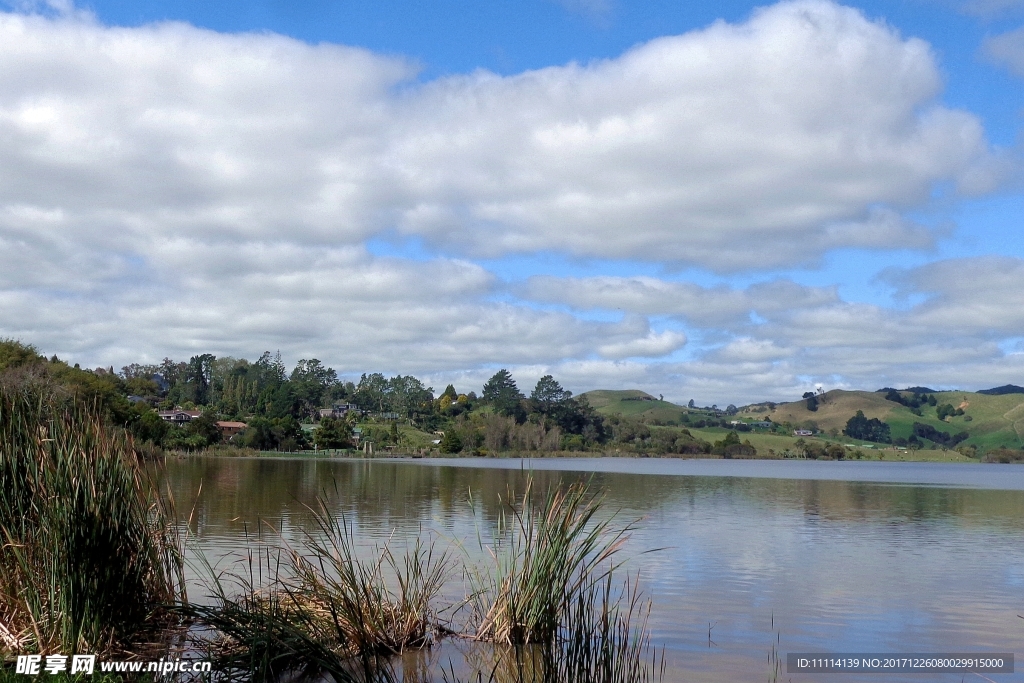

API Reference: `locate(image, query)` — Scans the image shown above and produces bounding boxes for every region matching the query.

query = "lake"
[166,456,1024,682]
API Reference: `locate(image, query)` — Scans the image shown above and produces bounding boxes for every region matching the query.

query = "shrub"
[711,431,756,458]
[439,430,464,454]
[983,448,1024,464]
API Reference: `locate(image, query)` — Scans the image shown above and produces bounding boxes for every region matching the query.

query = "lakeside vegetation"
[0,382,185,659]
[179,478,660,683]
[2,338,1023,463]
[0,363,663,681]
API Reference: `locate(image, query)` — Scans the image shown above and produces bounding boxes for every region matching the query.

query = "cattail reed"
[0,385,184,656]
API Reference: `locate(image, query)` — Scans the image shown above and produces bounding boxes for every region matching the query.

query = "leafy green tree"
[843,410,892,443]
[187,410,221,446]
[824,443,847,460]
[238,417,275,450]
[911,422,968,448]
[130,405,169,445]
[291,358,338,418]
[251,351,287,389]
[125,376,160,396]
[159,358,186,388]
[388,375,434,419]
[530,375,572,411]
[711,431,756,458]
[314,417,352,449]
[162,426,206,451]
[48,364,132,425]
[352,372,390,412]
[291,358,338,388]
[482,369,525,421]
[187,354,216,405]
[528,375,605,440]
[0,339,44,371]
[120,362,160,380]
[238,416,306,451]
[261,382,301,419]
[803,442,826,459]
[439,430,463,454]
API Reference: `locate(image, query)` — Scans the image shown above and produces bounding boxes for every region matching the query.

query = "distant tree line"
[4,340,680,455]
[881,388,940,416]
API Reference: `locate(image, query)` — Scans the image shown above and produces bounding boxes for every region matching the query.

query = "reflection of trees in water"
[633,474,1024,529]
[163,458,1024,543]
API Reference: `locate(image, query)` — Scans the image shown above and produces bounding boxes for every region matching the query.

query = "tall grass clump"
[182,544,361,683]
[446,573,663,683]
[554,575,661,683]
[184,499,452,681]
[0,385,185,656]
[290,501,452,656]
[464,479,634,645]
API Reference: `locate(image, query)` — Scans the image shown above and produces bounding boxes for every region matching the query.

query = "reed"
[0,385,184,657]
[290,500,453,656]
[444,574,663,683]
[182,544,365,683]
[465,479,634,645]
[184,499,452,681]
[186,477,660,682]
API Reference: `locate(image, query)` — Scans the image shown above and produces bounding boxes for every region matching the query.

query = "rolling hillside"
[586,387,1024,453]
[767,389,1024,450]
[581,390,688,423]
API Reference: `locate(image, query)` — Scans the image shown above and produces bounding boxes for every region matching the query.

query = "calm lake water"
[166,456,1024,682]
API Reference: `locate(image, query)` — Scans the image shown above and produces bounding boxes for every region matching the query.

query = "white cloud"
[880,256,1024,333]
[960,0,1024,18]
[984,25,1024,76]
[597,329,687,359]
[522,275,838,327]
[388,1,1000,268]
[0,1,1003,275]
[8,236,693,378]
[0,3,1018,405]
[511,256,1024,402]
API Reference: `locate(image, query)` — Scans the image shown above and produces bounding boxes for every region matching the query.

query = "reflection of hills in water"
[164,457,1024,540]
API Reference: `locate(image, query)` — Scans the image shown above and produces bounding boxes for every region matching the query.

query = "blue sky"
[0,0,1022,403]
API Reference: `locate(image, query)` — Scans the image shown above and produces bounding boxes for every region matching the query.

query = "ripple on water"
[166,457,1024,683]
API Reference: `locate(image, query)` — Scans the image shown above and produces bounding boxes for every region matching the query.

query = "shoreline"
[173,452,1024,490]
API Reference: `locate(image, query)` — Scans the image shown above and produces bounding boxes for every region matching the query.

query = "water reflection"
[165,457,1024,683]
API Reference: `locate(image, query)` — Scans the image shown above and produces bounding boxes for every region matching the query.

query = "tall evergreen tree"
[482,369,525,420]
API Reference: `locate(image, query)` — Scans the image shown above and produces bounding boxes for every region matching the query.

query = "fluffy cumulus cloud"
[0,1,1002,269]
[0,1,1018,402]
[393,10,999,268]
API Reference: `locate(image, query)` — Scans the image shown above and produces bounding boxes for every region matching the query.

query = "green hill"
[585,386,1024,454]
[581,390,687,423]
[766,389,1024,451]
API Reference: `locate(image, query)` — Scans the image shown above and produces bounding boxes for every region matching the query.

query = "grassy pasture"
[581,390,687,423]
[767,389,1024,452]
